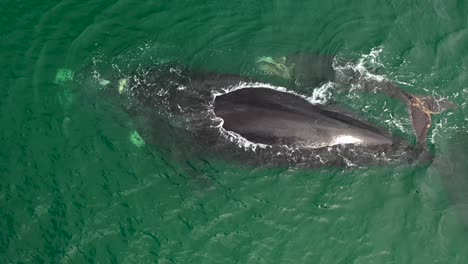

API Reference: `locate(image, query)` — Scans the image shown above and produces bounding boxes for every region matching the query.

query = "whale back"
[214,88,393,148]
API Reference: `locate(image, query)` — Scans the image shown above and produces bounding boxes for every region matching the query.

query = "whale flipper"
[256,54,336,87]
[286,53,336,85]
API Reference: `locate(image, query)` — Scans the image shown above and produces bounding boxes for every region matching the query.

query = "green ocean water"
[1,0,468,263]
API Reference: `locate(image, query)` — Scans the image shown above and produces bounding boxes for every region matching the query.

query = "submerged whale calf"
[98,56,454,168]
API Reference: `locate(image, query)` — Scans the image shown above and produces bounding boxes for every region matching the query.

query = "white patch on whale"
[331,135,363,145]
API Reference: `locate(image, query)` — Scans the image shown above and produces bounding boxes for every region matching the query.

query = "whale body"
[93,56,454,168]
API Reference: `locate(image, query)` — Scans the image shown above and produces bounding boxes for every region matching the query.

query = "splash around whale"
[82,56,454,168]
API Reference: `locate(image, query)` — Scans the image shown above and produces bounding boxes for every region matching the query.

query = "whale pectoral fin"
[255,53,336,86]
[286,53,336,86]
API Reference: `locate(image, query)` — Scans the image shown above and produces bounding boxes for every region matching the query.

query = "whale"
[91,55,454,168]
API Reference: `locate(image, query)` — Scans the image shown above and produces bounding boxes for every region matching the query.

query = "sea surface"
[1,0,468,263]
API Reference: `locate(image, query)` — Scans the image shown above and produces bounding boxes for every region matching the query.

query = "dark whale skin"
[214,87,393,148]
[100,63,424,168]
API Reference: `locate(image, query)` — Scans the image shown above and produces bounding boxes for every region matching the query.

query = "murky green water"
[1,0,468,263]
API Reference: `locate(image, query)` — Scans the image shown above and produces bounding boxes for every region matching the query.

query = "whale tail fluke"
[408,95,456,148]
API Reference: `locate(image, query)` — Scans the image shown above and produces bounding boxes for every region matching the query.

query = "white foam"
[211,81,331,105]
[333,47,386,83]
